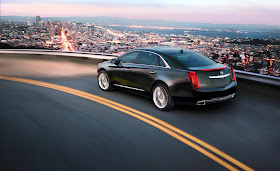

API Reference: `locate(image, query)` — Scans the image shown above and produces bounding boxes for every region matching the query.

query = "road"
[0,54,279,170]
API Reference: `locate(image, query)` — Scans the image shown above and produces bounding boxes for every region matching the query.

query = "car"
[97,47,237,110]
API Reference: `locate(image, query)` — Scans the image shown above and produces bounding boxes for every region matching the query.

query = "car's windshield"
[169,52,216,67]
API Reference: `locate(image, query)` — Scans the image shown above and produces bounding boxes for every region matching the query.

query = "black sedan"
[97,47,237,110]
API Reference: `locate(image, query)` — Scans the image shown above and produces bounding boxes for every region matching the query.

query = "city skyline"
[1,17,279,77]
[1,0,280,25]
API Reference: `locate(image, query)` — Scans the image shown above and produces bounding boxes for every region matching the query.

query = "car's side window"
[118,51,139,64]
[138,52,159,66]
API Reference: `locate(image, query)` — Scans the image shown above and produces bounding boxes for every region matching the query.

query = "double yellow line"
[0,75,254,171]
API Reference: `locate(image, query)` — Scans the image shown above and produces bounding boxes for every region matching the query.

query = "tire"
[152,84,175,111]
[98,71,114,91]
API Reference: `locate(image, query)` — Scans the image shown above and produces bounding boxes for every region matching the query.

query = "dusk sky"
[2,0,280,25]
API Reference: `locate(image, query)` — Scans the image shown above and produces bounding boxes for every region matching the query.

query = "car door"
[130,51,164,92]
[110,51,140,87]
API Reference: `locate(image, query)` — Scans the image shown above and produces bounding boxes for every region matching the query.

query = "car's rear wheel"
[98,71,113,91]
[152,84,175,111]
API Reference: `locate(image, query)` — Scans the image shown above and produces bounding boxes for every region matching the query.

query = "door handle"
[149,71,156,74]
[126,68,131,72]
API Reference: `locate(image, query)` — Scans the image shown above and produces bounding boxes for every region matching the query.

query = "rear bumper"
[173,81,237,105]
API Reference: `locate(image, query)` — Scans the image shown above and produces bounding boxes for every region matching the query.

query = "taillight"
[230,66,236,82]
[188,71,199,89]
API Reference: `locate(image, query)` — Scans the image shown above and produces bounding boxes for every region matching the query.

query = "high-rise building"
[27,16,31,26]
[72,23,77,30]
[49,26,55,38]
[35,16,41,30]
[36,16,41,24]
[88,25,95,35]
[39,21,43,31]
[55,26,62,36]
[76,23,82,30]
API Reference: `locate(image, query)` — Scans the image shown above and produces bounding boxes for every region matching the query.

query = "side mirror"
[111,58,117,64]
[111,58,122,66]
[115,60,121,65]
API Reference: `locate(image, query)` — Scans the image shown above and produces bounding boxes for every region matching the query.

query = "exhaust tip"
[197,101,206,105]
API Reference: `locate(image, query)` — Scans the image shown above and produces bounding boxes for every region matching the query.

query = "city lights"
[0,16,279,77]
[61,30,74,51]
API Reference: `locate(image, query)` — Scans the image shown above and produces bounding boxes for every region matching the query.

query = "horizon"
[1,0,280,25]
[2,15,280,27]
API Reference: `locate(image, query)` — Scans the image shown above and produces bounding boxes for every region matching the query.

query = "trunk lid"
[189,63,233,88]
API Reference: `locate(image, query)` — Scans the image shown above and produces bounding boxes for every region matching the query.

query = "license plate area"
[212,78,227,86]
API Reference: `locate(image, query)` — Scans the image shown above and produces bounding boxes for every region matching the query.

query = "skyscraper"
[36,16,41,23]
[39,21,43,31]
[36,16,41,27]
[27,16,31,26]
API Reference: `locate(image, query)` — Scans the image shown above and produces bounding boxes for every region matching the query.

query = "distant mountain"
[2,16,280,32]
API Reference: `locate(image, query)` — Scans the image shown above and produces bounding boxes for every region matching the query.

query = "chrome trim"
[197,101,206,105]
[209,73,230,79]
[131,87,146,92]
[132,63,167,69]
[113,84,145,92]
[113,84,131,89]
[119,62,167,70]
[127,50,171,69]
[158,55,171,69]
[197,93,235,105]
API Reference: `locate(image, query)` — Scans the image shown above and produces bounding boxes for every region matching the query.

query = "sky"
[1,0,280,25]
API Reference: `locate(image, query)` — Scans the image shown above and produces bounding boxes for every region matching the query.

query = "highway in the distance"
[0,54,280,170]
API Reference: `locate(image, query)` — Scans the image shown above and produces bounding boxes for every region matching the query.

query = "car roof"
[134,47,194,55]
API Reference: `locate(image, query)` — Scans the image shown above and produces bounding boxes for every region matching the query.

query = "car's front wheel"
[98,71,113,91]
[152,84,175,111]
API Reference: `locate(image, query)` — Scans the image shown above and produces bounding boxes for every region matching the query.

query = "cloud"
[1,0,167,7]
[2,2,280,25]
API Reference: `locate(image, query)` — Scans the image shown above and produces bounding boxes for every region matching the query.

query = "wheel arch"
[150,80,169,95]
[97,67,107,75]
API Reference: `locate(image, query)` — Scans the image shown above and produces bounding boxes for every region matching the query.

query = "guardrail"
[0,49,279,87]
[0,49,118,60]
[235,70,280,87]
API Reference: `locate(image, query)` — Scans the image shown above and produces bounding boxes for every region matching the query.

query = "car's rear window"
[170,52,216,67]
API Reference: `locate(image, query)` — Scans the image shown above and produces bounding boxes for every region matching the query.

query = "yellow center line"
[0,75,254,171]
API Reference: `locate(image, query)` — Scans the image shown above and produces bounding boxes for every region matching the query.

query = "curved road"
[0,54,279,170]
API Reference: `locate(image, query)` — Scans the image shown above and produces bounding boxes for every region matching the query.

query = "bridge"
[0,50,279,170]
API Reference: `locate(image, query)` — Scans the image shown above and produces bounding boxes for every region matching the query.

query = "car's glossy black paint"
[97,47,237,105]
